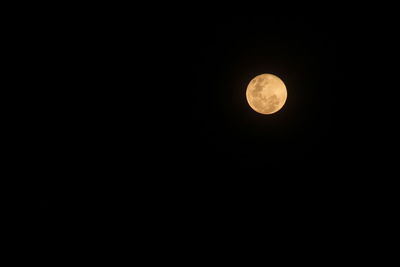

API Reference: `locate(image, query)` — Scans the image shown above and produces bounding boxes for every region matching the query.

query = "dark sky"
[33,6,398,222]
[187,15,338,172]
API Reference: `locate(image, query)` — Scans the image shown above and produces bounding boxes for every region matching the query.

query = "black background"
[28,5,398,238]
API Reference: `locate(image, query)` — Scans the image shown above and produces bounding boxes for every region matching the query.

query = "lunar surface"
[246,74,287,114]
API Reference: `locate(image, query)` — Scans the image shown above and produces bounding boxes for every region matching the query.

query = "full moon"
[246,73,287,114]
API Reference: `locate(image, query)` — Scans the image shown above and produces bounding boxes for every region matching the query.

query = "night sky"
[34,7,397,224]
[187,15,338,173]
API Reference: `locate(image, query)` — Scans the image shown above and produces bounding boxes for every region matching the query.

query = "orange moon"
[246,74,287,114]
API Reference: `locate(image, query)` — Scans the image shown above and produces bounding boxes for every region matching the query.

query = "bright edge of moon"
[246,73,287,115]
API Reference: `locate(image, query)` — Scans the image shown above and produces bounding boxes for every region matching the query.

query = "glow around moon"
[246,74,287,114]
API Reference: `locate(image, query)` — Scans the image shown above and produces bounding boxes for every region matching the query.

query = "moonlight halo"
[246,73,287,115]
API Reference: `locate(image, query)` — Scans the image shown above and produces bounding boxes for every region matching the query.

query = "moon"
[246,73,287,114]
